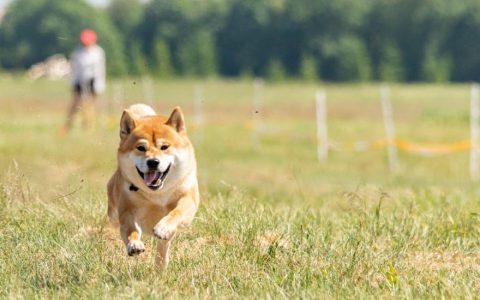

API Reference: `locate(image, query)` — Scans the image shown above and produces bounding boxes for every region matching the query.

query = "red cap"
[80,29,97,46]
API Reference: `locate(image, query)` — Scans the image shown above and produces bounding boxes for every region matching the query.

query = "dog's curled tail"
[127,103,156,119]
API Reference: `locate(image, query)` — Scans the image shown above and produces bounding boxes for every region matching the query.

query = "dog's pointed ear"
[166,106,186,134]
[120,109,137,139]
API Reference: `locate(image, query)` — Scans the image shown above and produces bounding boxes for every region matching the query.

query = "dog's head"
[117,106,193,192]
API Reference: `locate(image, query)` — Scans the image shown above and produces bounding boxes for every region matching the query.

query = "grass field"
[1,75,480,298]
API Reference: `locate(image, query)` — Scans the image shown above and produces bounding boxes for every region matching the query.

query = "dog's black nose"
[146,158,160,169]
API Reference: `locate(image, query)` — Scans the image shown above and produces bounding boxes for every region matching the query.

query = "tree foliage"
[299,55,318,81]
[127,44,147,76]
[266,58,287,82]
[151,39,173,78]
[0,0,126,76]
[1,0,480,81]
[378,43,404,82]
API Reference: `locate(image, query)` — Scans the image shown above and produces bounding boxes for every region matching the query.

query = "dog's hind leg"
[155,239,172,270]
[106,177,120,226]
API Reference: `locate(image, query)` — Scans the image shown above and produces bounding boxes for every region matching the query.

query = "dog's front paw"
[153,219,177,240]
[127,240,145,256]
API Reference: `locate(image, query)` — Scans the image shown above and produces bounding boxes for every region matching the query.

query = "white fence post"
[315,90,328,161]
[380,84,398,172]
[113,80,124,113]
[470,83,479,181]
[98,89,107,117]
[194,83,204,128]
[142,76,153,107]
[192,83,204,145]
[252,78,263,149]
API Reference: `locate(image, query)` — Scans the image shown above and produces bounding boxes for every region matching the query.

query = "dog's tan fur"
[107,104,199,269]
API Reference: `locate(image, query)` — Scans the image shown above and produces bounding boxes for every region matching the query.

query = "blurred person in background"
[62,29,105,134]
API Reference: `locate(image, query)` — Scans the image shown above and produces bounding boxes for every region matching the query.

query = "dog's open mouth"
[136,164,171,190]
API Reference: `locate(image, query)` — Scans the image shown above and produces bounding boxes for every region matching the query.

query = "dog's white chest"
[149,193,174,206]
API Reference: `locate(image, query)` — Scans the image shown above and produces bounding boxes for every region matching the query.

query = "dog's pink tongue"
[144,171,159,185]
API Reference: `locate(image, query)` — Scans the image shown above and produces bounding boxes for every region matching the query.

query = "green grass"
[1,76,480,298]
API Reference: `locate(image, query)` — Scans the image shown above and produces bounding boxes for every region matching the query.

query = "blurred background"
[1,0,480,81]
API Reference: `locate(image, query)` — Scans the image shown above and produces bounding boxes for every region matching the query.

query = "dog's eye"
[160,144,170,151]
[136,145,146,152]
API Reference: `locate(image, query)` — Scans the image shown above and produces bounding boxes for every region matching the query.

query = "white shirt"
[70,44,106,94]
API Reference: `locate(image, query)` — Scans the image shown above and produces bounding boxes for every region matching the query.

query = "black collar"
[129,184,139,192]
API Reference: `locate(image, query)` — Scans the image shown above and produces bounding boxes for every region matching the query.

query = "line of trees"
[1,0,480,82]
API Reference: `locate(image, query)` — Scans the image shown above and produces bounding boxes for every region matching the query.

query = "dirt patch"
[77,224,118,242]
[254,230,291,254]
[406,250,480,271]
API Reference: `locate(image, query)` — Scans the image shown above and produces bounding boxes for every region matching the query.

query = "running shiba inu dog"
[107,104,199,269]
